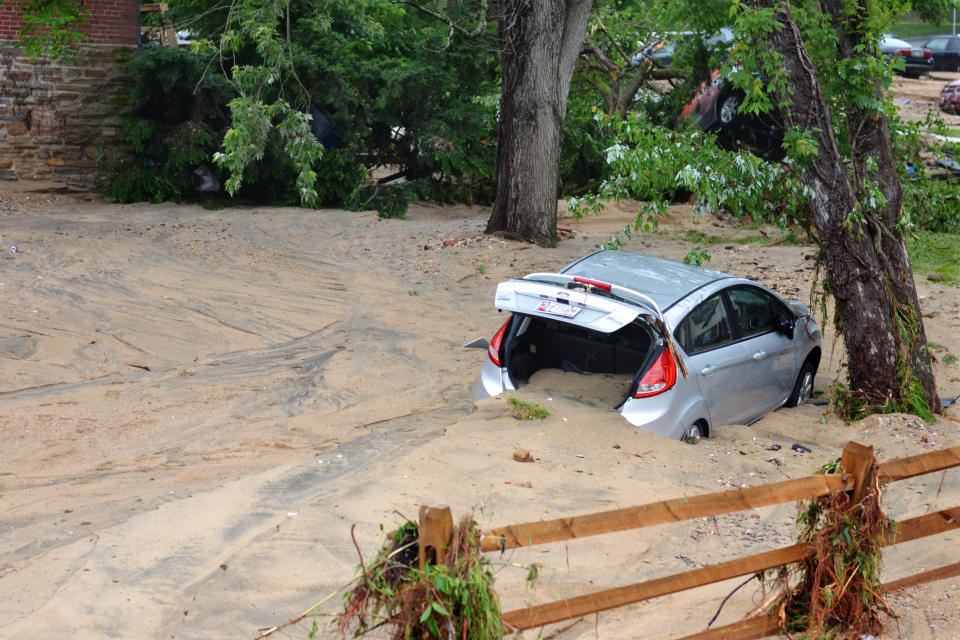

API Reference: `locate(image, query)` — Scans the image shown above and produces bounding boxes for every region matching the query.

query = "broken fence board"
[879,445,960,482]
[481,474,850,553]
[500,506,960,631]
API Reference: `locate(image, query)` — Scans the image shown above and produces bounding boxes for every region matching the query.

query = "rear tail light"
[488,316,511,367]
[634,348,677,398]
[894,49,911,56]
[924,51,933,58]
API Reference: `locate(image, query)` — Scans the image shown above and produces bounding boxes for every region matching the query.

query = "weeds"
[338,517,501,640]
[508,397,549,421]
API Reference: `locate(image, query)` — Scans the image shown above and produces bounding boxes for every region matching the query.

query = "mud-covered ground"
[1,74,959,640]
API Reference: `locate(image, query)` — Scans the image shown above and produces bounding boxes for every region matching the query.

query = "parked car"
[941,79,960,114]
[474,251,822,441]
[880,35,934,77]
[924,35,960,72]
[678,69,785,162]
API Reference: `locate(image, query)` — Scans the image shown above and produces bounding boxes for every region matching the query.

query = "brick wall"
[0,0,138,188]
[0,0,138,46]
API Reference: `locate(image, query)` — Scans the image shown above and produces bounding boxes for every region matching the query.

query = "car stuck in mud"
[475,250,822,441]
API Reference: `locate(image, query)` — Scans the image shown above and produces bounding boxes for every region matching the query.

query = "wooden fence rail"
[419,441,960,638]
[478,474,852,553]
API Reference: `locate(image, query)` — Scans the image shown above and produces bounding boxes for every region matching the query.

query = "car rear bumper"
[474,358,515,400]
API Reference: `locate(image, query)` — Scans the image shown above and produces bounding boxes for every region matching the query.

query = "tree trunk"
[486,0,593,246]
[758,2,937,410]
[820,0,938,411]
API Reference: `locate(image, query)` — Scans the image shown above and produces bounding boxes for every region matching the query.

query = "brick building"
[1,0,138,187]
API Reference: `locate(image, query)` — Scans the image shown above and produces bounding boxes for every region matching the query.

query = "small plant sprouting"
[944,353,958,365]
[508,397,550,421]
[683,246,711,267]
[408,290,419,296]
[477,264,486,275]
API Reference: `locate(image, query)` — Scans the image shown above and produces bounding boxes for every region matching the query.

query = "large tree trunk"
[486,0,593,246]
[819,0,938,411]
[758,2,937,410]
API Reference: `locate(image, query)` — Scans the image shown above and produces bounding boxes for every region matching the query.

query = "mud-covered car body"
[940,80,960,114]
[475,251,822,440]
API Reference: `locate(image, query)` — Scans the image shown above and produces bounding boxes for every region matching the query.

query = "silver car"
[474,250,822,441]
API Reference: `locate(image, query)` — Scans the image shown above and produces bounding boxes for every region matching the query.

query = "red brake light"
[894,49,911,56]
[924,50,933,58]
[573,276,612,291]
[488,317,511,366]
[634,348,677,398]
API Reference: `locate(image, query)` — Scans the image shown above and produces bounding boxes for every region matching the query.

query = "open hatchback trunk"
[479,274,668,408]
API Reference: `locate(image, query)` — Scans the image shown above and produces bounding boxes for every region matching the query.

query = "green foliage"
[13,0,89,61]
[682,245,711,266]
[176,0,499,209]
[100,47,233,203]
[570,111,811,233]
[339,517,502,640]
[560,98,609,197]
[508,397,550,421]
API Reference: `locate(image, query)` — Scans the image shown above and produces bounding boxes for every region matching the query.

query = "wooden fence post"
[419,505,453,570]
[840,441,875,504]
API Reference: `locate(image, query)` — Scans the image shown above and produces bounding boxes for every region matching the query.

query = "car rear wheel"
[682,422,705,444]
[787,361,815,407]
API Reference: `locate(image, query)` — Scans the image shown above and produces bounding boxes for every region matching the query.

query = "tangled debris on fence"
[337,515,502,639]
[773,456,894,640]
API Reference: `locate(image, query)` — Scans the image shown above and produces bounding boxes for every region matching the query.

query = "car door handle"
[700,365,717,376]
[753,351,766,360]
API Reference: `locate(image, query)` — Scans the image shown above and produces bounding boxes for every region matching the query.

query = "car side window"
[675,294,733,354]
[927,37,948,51]
[727,286,782,338]
[951,38,960,51]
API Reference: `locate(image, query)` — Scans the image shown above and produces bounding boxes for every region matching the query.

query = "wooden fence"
[419,441,960,639]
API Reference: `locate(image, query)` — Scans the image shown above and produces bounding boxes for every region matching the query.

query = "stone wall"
[0,44,135,188]
[1,0,138,188]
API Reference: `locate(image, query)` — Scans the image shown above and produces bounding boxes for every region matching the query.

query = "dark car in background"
[924,35,960,72]
[881,35,934,77]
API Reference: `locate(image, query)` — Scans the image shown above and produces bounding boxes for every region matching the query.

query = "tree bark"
[486,0,593,246]
[819,0,938,410]
[757,1,937,410]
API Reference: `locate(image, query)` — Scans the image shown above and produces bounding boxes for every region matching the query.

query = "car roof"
[882,35,912,48]
[560,250,734,311]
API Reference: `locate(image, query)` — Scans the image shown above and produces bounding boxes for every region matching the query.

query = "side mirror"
[777,314,796,340]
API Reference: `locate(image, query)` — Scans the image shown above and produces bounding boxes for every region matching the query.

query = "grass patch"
[508,397,550,421]
[889,15,955,39]
[682,228,809,246]
[907,231,960,285]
